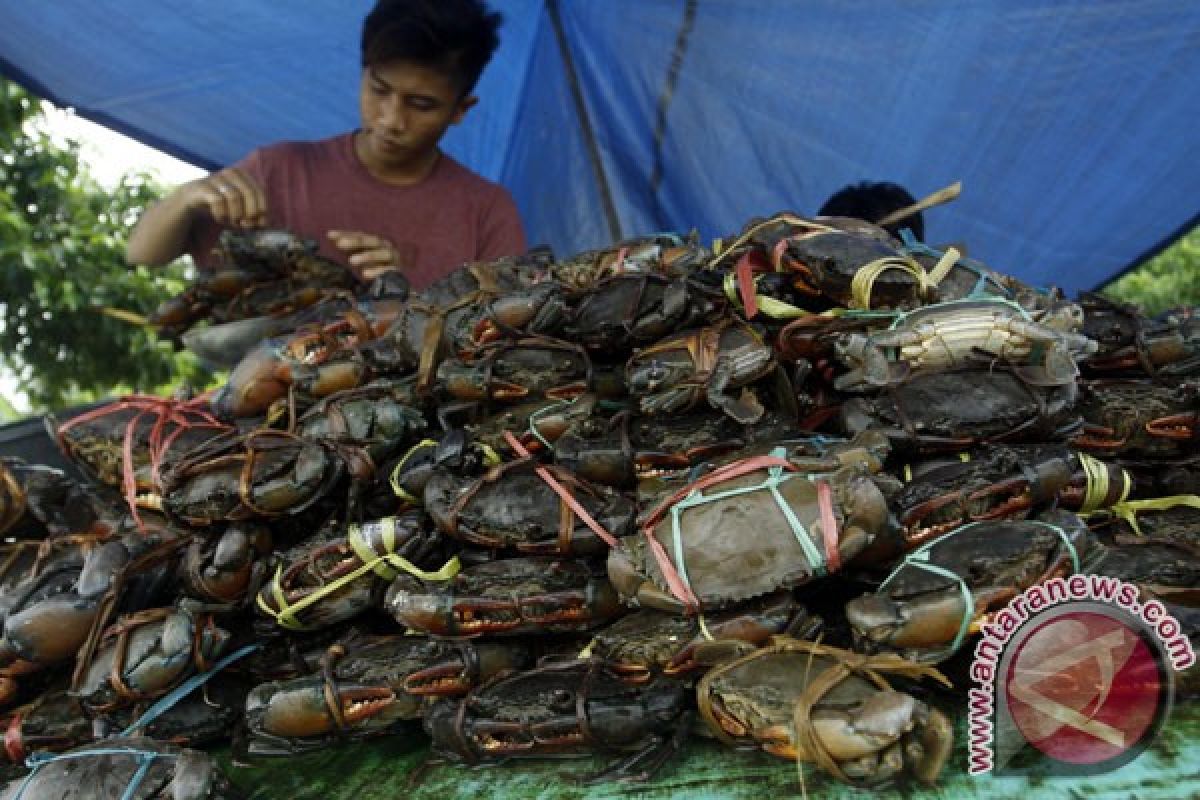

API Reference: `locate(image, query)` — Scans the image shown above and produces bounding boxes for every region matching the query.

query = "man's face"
[358,60,476,176]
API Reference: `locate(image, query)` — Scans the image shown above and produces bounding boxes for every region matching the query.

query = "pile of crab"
[0,216,1196,798]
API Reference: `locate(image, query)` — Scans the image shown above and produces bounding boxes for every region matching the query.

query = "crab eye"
[641,361,668,391]
[548,689,575,711]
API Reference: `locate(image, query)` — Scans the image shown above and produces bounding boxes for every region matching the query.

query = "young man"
[126,0,526,290]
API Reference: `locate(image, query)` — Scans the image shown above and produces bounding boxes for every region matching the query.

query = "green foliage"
[0,78,211,412]
[1101,225,1200,315]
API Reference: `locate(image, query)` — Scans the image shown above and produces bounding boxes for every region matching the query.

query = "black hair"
[361,0,502,96]
[817,181,925,242]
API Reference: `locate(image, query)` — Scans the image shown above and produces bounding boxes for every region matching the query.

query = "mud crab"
[435,336,593,406]
[1072,380,1198,458]
[840,367,1082,453]
[846,511,1096,662]
[570,274,725,350]
[832,298,1097,390]
[695,637,953,786]
[180,523,272,605]
[545,233,709,290]
[587,591,820,680]
[882,445,1081,554]
[74,606,230,714]
[239,636,529,757]
[161,430,371,525]
[424,455,635,556]
[424,658,689,782]
[386,557,624,637]
[256,513,455,632]
[0,736,238,799]
[607,450,889,613]
[626,319,776,424]
[0,459,106,540]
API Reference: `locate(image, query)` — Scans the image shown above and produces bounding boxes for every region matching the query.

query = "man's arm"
[126,166,267,266]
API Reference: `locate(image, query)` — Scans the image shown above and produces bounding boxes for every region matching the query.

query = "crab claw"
[795,693,953,785]
[1147,413,1197,440]
[404,643,529,696]
[606,546,688,614]
[256,683,396,738]
[3,594,99,665]
[846,593,968,656]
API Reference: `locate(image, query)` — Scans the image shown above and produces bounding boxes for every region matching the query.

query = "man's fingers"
[348,247,398,268]
[328,230,383,253]
[195,168,266,228]
[221,168,266,223]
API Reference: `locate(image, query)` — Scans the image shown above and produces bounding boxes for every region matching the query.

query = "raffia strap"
[1082,494,1200,537]
[788,641,950,785]
[257,525,460,631]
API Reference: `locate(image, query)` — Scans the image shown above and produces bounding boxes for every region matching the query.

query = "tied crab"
[160,430,372,526]
[423,453,636,556]
[709,212,960,313]
[695,637,954,787]
[239,636,530,757]
[545,232,709,290]
[845,511,1096,663]
[832,298,1097,390]
[586,591,821,681]
[626,319,776,424]
[213,309,404,418]
[74,606,230,714]
[882,445,1082,555]
[0,736,238,799]
[560,273,726,352]
[435,336,593,407]
[1073,380,1198,459]
[840,367,1082,453]
[386,557,624,637]
[423,658,689,782]
[0,459,107,540]
[607,449,889,614]
[256,513,457,632]
[52,396,232,519]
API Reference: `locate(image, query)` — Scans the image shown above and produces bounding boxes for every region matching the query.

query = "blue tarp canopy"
[1,1,1196,296]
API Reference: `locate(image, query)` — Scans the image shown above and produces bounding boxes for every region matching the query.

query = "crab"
[385,556,624,637]
[832,298,1097,390]
[846,511,1096,662]
[695,637,954,787]
[626,320,777,424]
[423,658,690,782]
[238,636,529,757]
[607,450,889,614]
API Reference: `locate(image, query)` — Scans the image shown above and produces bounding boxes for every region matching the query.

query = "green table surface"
[217,700,1200,799]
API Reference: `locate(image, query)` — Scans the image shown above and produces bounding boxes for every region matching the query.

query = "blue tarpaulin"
[0,1,1196,296]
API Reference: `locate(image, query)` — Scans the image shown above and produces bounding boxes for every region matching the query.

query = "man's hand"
[182,167,267,228]
[328,230,414,280]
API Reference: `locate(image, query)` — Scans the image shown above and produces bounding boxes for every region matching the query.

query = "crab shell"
[588,591,817,679]
[424,458,636,556]
[840,367,1081,453]
[386,557,624,637]
[243,638,530,750]
[607,465,888,613]
[846,512,1095,662]
[0,736,237,800]
[695,639,953,787]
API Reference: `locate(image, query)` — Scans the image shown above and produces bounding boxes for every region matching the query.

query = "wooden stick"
[877,181,962,227]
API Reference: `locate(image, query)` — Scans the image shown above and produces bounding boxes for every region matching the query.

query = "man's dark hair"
[817,181,925,242]
[361,0,502,96]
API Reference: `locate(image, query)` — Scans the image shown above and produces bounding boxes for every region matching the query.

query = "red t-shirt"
[190,132,527,290]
